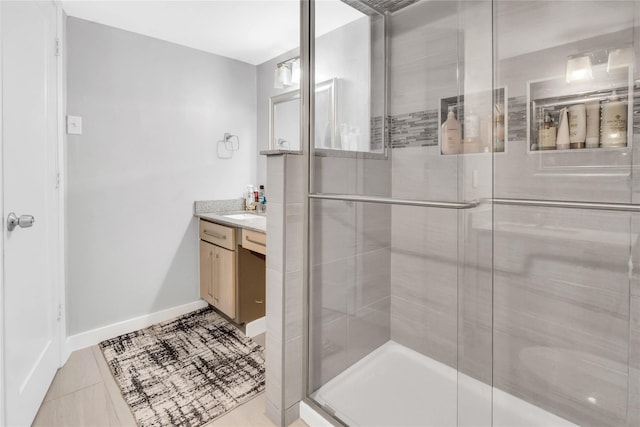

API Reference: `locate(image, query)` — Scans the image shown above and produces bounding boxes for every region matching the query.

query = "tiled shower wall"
[388,1,639,426]
[389,0,494,385]
[309,152,392,390]
[491,2,639,425]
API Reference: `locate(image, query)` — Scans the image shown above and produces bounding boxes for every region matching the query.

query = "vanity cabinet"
[199,222,236,319]
[199,219,265,324]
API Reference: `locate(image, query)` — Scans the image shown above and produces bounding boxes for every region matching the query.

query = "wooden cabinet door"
[213,245,236,319]
[199,240,215,305]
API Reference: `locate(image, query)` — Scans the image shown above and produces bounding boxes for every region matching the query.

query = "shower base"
[310,341,577,427]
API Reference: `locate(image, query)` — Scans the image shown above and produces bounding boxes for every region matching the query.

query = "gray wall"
[264,153,306,425]
[66,17,257,335]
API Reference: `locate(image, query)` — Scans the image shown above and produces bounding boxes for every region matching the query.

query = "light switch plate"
[67,115,82,135]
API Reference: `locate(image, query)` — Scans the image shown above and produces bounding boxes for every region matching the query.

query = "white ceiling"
[61,0,364,65]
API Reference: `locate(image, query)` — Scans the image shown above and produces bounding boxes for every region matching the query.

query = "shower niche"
[439,88,507,155]
[527,60,633,153]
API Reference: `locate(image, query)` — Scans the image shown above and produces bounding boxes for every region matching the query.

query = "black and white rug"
[100,306,265,427]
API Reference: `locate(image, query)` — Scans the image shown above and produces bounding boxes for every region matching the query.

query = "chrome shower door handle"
[7,212,35,231]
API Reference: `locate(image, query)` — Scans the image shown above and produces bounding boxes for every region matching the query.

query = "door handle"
[7,212,35,231]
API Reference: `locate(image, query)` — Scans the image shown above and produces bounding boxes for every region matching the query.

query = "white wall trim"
[0,2,6,424]
[245,316,266,337]
[64,300,208,360]
[55,0,67,371]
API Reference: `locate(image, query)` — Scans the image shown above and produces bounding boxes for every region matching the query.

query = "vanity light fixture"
[566,47,633,83]
[274,56,300,88]
[565,54,593,83]
[607,47,633,72]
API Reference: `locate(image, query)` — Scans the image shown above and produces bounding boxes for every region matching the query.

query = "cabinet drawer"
[242,229,266,255]
[200,220,235,250]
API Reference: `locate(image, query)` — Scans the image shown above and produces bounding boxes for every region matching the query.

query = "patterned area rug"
[100,307,265,427]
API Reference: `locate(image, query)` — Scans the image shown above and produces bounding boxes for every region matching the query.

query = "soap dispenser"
[600,91,627,148]
[538,113,557,150]
[441,106,461,155]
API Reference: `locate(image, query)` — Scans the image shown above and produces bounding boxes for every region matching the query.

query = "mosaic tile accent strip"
[388,96,529,149]
[370,115,385,151]
[634,84,640,135]
[508,96,527,142]
[390,110,439,148]
[341,0,419,14]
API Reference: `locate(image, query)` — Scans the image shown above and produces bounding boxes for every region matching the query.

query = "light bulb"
[274,66,283,89]
[281,64,292,86]
[566,55,593,83]
[292,59,301,84]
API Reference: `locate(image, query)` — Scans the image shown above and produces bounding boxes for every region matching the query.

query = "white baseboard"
[245,316,266,337]
[64,300,208,362]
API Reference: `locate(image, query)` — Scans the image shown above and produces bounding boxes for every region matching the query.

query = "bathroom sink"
[223,213,261,220]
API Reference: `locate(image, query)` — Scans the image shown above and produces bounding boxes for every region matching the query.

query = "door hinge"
[55,38,61,57]
[57,303,63,321]
[56,171,61,189]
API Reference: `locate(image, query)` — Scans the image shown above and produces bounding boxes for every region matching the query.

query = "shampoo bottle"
[585,100,600,148]
[556,108,570,150]
[601,91,627,148]
[441,106,461,155]
[568,103,586,149]
[539,113,557,150]
[494,104,505,152]
[463,109,481,153]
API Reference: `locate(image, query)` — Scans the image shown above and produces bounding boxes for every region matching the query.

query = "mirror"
[314,1,386,154]
[314,79,337,149]
[270,90,300,150]
[269,78,337,151]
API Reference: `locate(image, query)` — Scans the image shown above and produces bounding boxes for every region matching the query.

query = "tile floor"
[32,334,307,427]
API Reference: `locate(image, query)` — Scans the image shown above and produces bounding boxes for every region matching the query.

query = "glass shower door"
[492,1,639,426]
[305,1,494,425]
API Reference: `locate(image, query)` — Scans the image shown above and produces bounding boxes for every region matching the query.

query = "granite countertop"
[196,210,266,234]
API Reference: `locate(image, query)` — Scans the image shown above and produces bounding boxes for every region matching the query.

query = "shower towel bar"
[308,193,479,209]
[491,198,640,212]
[308,194,640,213]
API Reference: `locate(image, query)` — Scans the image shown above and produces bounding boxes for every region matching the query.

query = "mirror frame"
[269,88,300,150]
[269,78,337,151]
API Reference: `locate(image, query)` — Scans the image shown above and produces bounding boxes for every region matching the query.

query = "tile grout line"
[45,380,107,405]
[90,345,137,425]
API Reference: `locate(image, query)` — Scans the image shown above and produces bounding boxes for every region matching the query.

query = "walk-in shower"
[303,1,639,426]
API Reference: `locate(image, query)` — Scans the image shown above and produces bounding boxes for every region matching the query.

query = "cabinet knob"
[255,299,264,304]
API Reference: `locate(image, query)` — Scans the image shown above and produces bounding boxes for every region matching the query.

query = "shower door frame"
[299,2,482,424]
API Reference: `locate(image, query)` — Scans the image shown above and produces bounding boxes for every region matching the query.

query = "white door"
[1,1,61,425]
